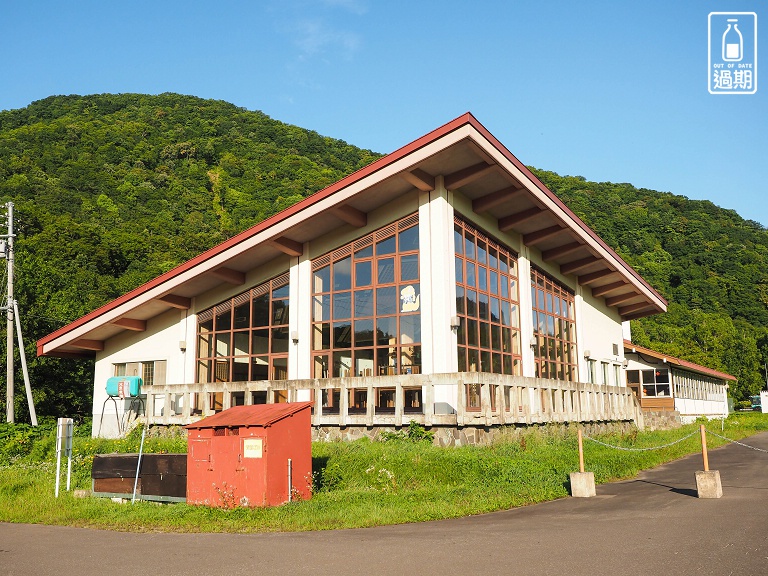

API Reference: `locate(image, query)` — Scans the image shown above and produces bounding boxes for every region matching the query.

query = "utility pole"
[5,202,12,423]
[3,202,36,425]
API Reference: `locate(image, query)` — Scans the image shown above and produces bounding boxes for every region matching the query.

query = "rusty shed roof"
[184,402,312,429]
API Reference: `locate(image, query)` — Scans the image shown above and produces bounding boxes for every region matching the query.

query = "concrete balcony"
[142,372,643,433]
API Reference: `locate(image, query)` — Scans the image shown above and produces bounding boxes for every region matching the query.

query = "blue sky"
[2,0,766,226]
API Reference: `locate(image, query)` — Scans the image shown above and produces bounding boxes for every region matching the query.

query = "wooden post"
[578,428,585,473]
[700,425,709,472]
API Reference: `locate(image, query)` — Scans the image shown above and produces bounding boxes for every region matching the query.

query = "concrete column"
[517,252,536,378]
[574,288,587,382]
[420,177,458,414]
[290,248,312,380]
[418,176,456,375]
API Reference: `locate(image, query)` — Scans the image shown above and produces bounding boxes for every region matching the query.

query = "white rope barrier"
[705,429,768,454]
[583,430,699,452]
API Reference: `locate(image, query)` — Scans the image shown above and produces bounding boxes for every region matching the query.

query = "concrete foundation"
[312,420,636,447]
[695,470,723,498]
[569,472,596,497]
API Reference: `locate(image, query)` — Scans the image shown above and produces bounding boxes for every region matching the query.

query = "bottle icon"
[722,18,743,61]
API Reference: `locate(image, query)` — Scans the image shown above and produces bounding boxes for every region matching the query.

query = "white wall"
[92,308,190,437]
[577,289,625,385]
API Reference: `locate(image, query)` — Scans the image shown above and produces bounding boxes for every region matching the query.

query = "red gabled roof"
[38,113,668,358]
[183,402,312,429]
[623,340,736,382]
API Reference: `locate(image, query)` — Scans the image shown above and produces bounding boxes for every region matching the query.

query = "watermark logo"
[708,12,757,94]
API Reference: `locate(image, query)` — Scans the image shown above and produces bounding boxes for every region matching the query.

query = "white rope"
[583,430,699,452]
[705,429,768,454]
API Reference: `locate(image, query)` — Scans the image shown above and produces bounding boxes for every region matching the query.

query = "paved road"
[3,431,768,576]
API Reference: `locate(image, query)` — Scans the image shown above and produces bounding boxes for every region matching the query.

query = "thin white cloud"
[293,18,361,59]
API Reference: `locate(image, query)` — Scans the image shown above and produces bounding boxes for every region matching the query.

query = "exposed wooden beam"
[51,350,96,360]
[158,294,191,310]
[622,309,656,321]
[332,205,367,228]
[578,269,617,286]
[72,339,104,351]
[560,256,600,275]
[591,281,628,298]
[498,207,544,231]
[444,162,495,190]
[111,318,146,332]
[541,242,582,261]
[605,292,639,307]
[522,225,564,246]
[270,236,304,257]
[401,168,435,191]
[618,302,653,315]
[472,186,524,213]
[210,266,245,285]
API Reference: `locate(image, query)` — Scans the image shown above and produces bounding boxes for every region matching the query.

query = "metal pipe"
[55,418,63,497]
[132,425,147,504]
[288,458,293,502]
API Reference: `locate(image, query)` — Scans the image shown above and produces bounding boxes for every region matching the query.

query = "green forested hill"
[0,93,765,418]
[531,169,768,397]
[0,93,380,416]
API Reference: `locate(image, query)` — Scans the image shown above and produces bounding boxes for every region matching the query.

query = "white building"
[37,114,669,439]
[623,340,733,422]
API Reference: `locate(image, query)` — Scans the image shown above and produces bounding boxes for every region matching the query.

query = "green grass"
[2,414,767,533]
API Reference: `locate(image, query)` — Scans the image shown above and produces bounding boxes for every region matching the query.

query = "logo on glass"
[709,12,757,94]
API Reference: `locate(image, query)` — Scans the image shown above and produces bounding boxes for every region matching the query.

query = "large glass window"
[531,267,577,381]
[311,214,421,381]
[454,217,522,380]
[196,273,290,384]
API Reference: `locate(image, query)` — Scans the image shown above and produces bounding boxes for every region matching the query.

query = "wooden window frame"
[195,273,290,384]
[311,214,421,410]
[454,217,522,386]
[530,266,578,382]
[311,213,420,381]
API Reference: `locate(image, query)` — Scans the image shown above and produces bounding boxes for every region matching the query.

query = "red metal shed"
[184,402,312,508]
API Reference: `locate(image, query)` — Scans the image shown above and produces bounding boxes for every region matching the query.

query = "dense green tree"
[0,94,766,420]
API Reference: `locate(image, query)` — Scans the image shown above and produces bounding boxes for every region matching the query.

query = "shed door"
[242,436,267,507]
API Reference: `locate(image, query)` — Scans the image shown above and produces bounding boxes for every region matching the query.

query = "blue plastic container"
[106,376,142,398]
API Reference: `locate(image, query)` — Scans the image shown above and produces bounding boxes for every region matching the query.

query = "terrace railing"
[142,372,643,429]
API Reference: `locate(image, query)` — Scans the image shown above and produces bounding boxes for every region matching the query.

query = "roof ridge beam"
[444,162,495,190]
[606,292,639,307]
[578,269,616,286]
[591,281,628,298]
[560,256,600,275]
[401,168,435,191]
[619,301,653,315]
[111,318,147,332]
[72,339,104,351]
[472,186,524,213]
[332,205,367,228]
[270,236,304,257]
[523,225,564,246]
[158,294,191,309]
[210,266,246,285]
[541,241,582,261]
[499,207,544,232]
